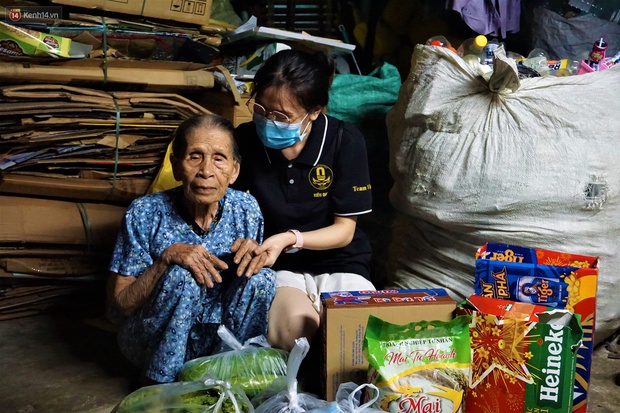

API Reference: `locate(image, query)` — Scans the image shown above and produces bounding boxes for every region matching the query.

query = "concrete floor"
[0,296,619,413]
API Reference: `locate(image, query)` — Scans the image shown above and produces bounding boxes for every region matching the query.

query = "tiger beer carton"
[457,295,583,413]
[474,243,599,413]
[320,288,456,401]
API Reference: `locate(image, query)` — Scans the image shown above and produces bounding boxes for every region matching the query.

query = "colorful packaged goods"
[320,289,456,401]
[363,314,471,413]
[457,295,583,413]
[474,243,598,413]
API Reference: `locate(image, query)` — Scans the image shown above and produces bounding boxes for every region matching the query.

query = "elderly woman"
[107,113,276,384]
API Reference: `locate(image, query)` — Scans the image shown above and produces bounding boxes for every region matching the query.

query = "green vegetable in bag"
[178,325,289,399]
[112,378,253,413]
[179,347,288,396]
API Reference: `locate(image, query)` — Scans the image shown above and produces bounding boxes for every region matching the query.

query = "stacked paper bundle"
[0,83,208,202]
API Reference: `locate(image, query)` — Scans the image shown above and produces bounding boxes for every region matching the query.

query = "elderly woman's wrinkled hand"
[162,243,228,288]
[230,238,266,278]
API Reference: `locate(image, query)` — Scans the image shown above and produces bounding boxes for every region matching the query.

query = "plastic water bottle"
[546,59,580,76]
[506,51,524,64]
[483,38,504,68]
[426,35,450,47]
[425,35,457,53]
[456,35,488,64]
[522,48,550,74]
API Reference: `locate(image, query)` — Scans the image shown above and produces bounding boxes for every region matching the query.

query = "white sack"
[386,44,620,343]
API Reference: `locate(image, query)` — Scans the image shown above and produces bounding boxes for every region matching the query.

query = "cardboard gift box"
[319,288,456,401]
[474,243,598,413]
[457,295,583,413]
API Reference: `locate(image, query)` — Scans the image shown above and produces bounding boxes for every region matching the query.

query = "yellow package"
[0,21,91,58]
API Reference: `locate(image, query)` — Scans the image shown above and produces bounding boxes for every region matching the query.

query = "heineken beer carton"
[457,295,583,413]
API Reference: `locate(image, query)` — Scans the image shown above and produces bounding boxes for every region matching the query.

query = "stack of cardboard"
[0,82,213,316]
[0,194,128,317]
[0,0,221,316]
[0,83,209,202]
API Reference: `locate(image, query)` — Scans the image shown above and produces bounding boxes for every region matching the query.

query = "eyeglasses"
[247,101,306,128]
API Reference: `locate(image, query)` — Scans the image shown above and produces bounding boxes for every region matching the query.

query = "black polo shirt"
[233,113,373,278]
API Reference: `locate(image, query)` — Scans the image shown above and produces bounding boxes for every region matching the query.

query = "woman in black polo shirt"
[231,49,376,352]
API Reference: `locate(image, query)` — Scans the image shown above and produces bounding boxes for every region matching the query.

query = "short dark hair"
[171,113,241,163]
[252,49,335,111]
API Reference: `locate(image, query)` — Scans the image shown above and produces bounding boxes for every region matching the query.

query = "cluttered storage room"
[0,0,619,412]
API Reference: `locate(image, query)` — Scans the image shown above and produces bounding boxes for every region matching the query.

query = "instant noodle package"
[320,289,457,401]
[363,315,471,413]
[456,295,583,413]
[474,243,598,413]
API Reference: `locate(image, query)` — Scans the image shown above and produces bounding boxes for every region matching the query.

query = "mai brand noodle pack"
[363,315,471,413]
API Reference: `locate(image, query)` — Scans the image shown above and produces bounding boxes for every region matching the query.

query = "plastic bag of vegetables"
[178,325,289,399]
[306,383,384,413]
[254,337,331,412]
[111,375,254,413]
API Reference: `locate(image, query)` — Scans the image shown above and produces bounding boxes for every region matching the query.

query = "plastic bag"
[254,337,331,412]
[327,62,401,126]
[307,383,384,413]
[112,375,254,413]
[179,325,289,399]
[529,7,620,61]
[147,140,181,194]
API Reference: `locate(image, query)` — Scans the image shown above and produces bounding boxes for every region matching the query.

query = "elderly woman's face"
[172,126,239,208]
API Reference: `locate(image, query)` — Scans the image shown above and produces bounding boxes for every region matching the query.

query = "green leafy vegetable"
[179,347,288,398]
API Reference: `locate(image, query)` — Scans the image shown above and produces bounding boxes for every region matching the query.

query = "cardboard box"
[194,89,252,127]
[51,0,213,26]
[0,173,150,204]
[0,59,216,92]
[320,288,456,401]
[221,20,356,56]
[0,195,125,247]
[457,295,583,413]
[474,243,599,413]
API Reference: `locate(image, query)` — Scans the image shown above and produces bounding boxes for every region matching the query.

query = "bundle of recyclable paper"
[0,84,210,203]
[385,44,620,343]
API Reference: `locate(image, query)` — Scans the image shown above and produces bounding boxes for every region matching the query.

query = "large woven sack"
[386,44,620,343]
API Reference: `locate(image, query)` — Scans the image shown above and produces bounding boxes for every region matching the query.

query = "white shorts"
[275,270,376,313]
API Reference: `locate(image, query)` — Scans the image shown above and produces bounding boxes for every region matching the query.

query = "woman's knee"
[267,311,320,351]
[159,265,200,295]
[267,288,320,351]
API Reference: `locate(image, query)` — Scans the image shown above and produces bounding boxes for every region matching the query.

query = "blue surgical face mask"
[254,113,309,149]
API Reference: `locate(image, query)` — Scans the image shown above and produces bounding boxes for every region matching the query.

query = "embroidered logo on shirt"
[309,164,333,191]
